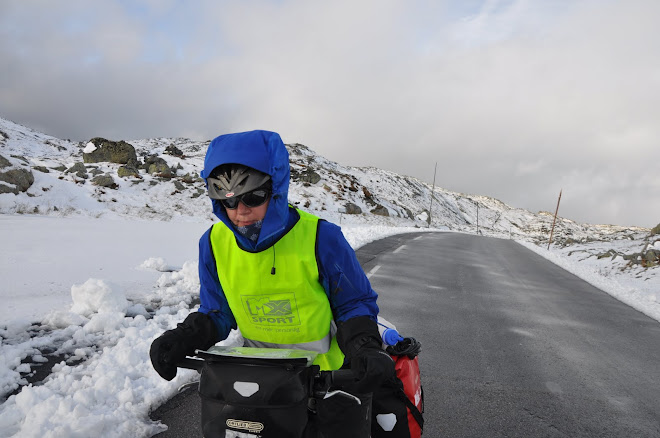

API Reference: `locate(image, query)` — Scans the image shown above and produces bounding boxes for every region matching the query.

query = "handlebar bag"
[198,360,312,438]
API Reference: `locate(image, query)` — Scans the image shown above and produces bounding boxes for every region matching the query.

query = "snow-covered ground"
[0,216,429,437]
[0,117,658,437]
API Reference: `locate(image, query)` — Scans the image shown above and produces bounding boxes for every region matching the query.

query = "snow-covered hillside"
[0,116,658,437]
[1,116,648,242]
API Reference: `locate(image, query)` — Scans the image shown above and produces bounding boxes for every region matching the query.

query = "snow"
[70,279,129,317]
[0,116,657,437]
[83,142,97,154]
[0,216,427,438]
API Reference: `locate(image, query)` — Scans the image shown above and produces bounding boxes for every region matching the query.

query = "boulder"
[83,138,138,164]
[370,204,389,217]
[0,167,35,194]
[291,167,321,184]
[344,202,362,215]
[0,155,12,169]
[651,223,660,236]
[92,174,118,189]
[65,162,88,179]
[118,165,141,178]
[0,154,34,193]
[144,156,172,178]
[181,173,201,184]
[32,166,50,173]
[401,205,414,220]
[164,144,184,157]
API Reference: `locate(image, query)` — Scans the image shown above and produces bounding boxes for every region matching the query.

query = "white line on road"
[393,245,407,253]
[414,236,423,240]
[367,265,381,278]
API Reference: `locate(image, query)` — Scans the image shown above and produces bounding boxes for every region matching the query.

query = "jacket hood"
[201,130,290,251]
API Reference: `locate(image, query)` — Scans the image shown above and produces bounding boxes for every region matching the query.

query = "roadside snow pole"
[428,162,437,228]
[337,207,346,226]
[547,189,563,249]
[476,204,479,235]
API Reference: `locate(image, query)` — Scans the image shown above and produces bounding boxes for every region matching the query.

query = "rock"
[401,205,414,220]
[92,174,118,189]
[0,155,12,169]
[65,162,88,179]
[291,167,321,184]
[370,204,389,217]
[149,163,172,178]
[651,223,660,236]
[344,202,362,215]
[32,166,50,173]
[181,173,200,184]
[362,186,373,199]
[644,250,658,263]
[144,156,172,178]
[173,180,186,191]
[118,165,141,178]
[164,144,184,157]
[83,138,138,164]
[0,167,35,194]
[597,249,618,259]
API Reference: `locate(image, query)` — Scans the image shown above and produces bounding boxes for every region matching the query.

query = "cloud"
[0,0,659,227]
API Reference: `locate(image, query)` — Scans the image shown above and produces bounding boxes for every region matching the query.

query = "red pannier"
[372,338,424,437]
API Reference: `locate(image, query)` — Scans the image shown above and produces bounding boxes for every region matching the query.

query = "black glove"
[149,312,217,381]
[337,316,395,393]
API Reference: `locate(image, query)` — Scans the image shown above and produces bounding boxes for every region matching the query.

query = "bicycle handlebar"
[176,357,204,371]
[327,369,356,386]
[175,356,355,386]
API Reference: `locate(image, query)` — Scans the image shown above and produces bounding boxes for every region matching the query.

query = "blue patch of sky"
[442,0,572,47]
[115,0,235,64]
[113,0,188,63]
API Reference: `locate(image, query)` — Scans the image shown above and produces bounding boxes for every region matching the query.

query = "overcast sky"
[1,0,659,228]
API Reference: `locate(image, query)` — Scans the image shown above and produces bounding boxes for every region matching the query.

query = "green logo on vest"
[242,293,300,326]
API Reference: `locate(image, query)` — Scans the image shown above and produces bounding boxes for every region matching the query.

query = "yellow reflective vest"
[209,209,344,370]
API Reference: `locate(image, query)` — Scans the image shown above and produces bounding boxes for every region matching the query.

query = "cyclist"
[150,130,394,433]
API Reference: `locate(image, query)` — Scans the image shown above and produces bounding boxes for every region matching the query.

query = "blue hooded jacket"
[197,130,379,341]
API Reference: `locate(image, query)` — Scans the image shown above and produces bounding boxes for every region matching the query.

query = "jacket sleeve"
[316,220,380,323]
[197,227,237,341]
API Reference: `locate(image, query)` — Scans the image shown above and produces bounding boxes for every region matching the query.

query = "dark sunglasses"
[220,188,271,210]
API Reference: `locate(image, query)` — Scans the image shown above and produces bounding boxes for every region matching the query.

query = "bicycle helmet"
[207,163,271,200]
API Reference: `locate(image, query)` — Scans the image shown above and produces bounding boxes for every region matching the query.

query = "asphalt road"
[150,231,660,437]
